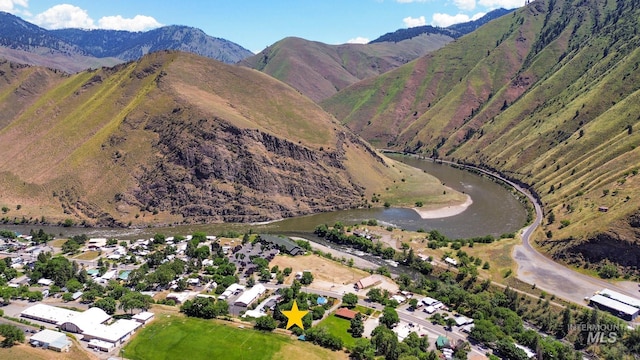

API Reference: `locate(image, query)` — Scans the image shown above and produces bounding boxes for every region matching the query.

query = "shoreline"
[412,194,473,219]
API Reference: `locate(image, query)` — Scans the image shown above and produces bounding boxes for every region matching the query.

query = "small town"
[0,224,638,360]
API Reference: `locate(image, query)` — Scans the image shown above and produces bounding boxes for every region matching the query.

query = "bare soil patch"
[270,254,369,287]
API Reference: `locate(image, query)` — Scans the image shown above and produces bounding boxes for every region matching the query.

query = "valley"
[0,0,639,358]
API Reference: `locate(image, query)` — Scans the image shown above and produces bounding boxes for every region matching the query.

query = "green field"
[124,315,345,360]
[317,314,357,349]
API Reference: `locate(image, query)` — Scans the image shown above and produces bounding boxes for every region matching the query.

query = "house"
[258,234,304,256]
[355,275,382,290]
[454,315,473,326]
[234,284,266,307]
[30,329,71,352]
[334,307,358,320]
[37,278,54,286]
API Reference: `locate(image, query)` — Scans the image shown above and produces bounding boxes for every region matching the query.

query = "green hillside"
[323,0,640,274]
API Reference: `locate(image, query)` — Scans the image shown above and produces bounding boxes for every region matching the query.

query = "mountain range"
[0,0,639,274]
[0,11,252,73]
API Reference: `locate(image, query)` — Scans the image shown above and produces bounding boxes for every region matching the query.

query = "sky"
[1,0,525,53]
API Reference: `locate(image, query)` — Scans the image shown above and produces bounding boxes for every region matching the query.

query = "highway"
[434,159,640,306]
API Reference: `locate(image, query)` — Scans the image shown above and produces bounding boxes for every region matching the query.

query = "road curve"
[431,159,639,305]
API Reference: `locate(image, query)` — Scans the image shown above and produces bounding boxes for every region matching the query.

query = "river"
[3,155,527,240]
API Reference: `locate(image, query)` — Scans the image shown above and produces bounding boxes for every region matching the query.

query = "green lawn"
[124,315,344,360]
[317,314,357,349]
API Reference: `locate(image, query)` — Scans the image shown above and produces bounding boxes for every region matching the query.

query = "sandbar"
[413,194,473,219]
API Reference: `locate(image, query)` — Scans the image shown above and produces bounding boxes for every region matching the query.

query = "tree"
[93,297,117,315]
[350,313,364,338]
[371,325,399,360]
[119,291,153,314]
[152,233,166,245]
[342,293,358,308]
[445,317,457,331]
[246,276,256,288]
[311,306,326,320]
[300,271,314,285]
[380,307,399,329]
[408,298,419,310]
[81,289,100,304]
[0,324,24,347]
[351,338,375,360]
[366,288,384,303]
[255,315,277,331]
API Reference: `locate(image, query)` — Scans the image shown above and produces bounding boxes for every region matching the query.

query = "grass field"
[73,251,100,261]
[124,314,346,360]
[317,314,357,350]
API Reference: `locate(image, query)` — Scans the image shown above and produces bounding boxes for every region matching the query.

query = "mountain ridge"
[322,0,640,274]
[0,12,253,73]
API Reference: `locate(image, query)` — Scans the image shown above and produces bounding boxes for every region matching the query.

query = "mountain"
[0,51,461,227]
[240,34,453,102]
[240,10,514,103]
[369,8,514,43]
[323,0,640,274]
[0,12,253,73]
[50,25,253,63]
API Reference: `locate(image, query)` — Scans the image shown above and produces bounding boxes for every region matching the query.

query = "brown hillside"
[240,35,453,102]
[0,51,461,226]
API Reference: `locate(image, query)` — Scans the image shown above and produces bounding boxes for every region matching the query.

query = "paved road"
[438,160,640,306]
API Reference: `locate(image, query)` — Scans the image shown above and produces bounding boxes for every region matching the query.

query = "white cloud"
[454,0,476,11]
[0,0,28,14]
[31,4,161,31]
[478,0,524,8]
[431,12,485,27]
[98,15,161,32]
[32,4,94,29]
[347,36,369,44]
[403,16,426,28]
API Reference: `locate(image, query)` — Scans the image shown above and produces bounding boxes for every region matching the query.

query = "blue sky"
[2,0,524,53]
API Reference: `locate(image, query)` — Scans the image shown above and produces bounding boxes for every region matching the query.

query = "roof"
[590,294,640,316]
[436,335,450,348]
[61,307,111,332]
[30,329,67,344]
[421,297,441,306]
[132,311,154,322]
[356,275,382,289]
[258,234,303,255]
[235,284,266,306]
[599,289,640,308]
[21,303,78,324]
[334,307,358,320]
[82,319,141,343]
[455,316,473,326]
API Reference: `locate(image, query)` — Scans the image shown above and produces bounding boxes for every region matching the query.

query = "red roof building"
[334,307,358,320]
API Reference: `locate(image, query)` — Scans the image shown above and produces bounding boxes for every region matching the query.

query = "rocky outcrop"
[129,109,366,223]
[547,210,640,274]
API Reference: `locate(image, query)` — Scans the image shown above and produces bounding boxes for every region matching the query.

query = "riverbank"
[412,194,473,219]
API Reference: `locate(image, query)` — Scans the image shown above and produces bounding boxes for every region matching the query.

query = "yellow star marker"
[282,300,308,330]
